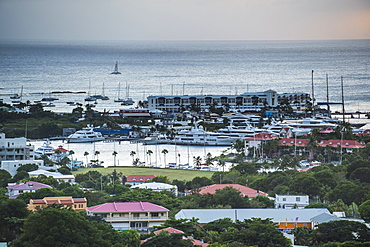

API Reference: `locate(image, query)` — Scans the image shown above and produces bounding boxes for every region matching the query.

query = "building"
[147,90,310,114]
[175,208,335,232]
[125,175,155,185]
[131,182,178,196]
[86,202,169,233]
[28,169,75,183]
[194,184,268,198]
[0,133,49,177]
[275,194,309,209]
[28,196,87,211]
[6,181,52,198]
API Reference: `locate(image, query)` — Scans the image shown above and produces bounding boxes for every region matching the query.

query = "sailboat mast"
[341,76,345,123]
[311,70,315,115]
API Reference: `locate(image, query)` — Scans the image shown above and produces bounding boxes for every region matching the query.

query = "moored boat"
[66,125,105,143]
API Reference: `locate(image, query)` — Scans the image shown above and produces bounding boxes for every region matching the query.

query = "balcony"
[103,216,168,222]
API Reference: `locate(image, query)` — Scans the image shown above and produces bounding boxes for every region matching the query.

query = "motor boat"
[218,124,264,140]
[66,126,105,143]
[172,124,234,146]
[34,140,55,157]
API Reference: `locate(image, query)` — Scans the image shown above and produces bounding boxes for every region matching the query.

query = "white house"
[0,159,45,177]
[275,194,309,209]
[28,169,75,183]
[6,181,52,198]
[131,182,178,196]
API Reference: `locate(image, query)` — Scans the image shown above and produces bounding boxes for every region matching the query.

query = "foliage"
[0,198,29,243]
[16,164,38,173]
[141,231,193,247]
[12,207,123,247]
[359,199,370,222]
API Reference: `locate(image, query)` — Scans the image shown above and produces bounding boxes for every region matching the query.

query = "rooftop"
[86,202,169,213]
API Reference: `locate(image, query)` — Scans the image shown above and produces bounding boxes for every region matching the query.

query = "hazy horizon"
[1,0,369,41]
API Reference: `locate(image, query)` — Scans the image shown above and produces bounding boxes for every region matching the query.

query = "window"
[101,214,107,218]
[296,197,300,201]
[151,212,159,217]
[282,198,286,201]
[133,213,140,217]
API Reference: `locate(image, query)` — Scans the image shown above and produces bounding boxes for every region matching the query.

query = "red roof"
[319,139,365,148]
[195,184,268,197]
[53,147,68,152]
[246,132,278,141]
[154,227,184,235]
[87,202,169,213]
[280,138,309,147]
[319,128,335,134]
[126,175,155,182]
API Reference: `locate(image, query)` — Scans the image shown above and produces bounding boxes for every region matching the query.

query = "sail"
[111,61,121,74]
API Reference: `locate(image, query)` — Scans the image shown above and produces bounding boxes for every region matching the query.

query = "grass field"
[72,166,215,181]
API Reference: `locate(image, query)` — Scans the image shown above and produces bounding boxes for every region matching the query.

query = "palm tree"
[205,152,213,166]
[69,150,75,167]
[161,149,168,167]
[94,151,100,163]
[112,151,118,166]
[193,156,202,168]
[130,151,136,165]
[147,150,153,166]
[218,153,226,172]
[84,151,89,167]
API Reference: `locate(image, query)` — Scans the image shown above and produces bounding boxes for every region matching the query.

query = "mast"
[311,70,315,115]
[341,76,345,123]
[326,74,330,116]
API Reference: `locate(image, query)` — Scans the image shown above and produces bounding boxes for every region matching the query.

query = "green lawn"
[72,166,215,181]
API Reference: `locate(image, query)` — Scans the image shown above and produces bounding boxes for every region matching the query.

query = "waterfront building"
[147,90,310,113]
[86,202,169,233]
[28,196,87,211]
[0,133,50,176]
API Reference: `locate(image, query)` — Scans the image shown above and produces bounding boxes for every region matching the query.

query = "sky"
[0,0,370,41]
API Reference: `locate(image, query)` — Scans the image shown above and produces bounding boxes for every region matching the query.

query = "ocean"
[0,39,369,113]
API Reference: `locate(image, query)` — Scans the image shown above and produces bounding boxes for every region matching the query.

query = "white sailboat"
[111,61,121,74]
[115,82,135,105]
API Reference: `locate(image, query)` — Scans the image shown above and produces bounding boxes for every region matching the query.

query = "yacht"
[66,126,105,143]
[140,134,169,145]
[286,118,338,129]
[34,140,55,157]
[218,124,264,140]
[173,124,235,146]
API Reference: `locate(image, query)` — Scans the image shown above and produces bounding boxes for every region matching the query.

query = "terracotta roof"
[319,139,365,148]
[280,138,309,147]
[195,184,268,197]
[319,128,335,134]
[87,202,169,213]
[6,181,52,190]
[53,147,68,152]
[154,227,184,235]
[126,175,155,182]
[246,132,278,141]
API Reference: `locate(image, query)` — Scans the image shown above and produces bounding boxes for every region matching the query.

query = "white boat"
[115,83,135,105]
[286,118,338,129]
[140,134,168,145]
[34,140,55,157]
[111,61,122,74]
[172,124,235,146]
[218,124,264,140]
[66,126,105,143]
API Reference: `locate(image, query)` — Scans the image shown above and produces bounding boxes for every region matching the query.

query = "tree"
[130,151,136,165]
[12,207,123,247]
[112,151,118,166]
[69,150,75,167]
[0,170,12,187]
[311,220,370,244]
[94,151,100,162]
[141,231,193,247]
[193,156,202,168]
[0,198,29,243]
[147,150,153,166]
[84,151,89,167]
[16,163,38,173]
[359,200,370,222]
[162,149,168,166]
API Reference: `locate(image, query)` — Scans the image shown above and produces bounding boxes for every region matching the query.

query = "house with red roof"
[318,139,365,151]
[125,175,155,185]
[194,184,268,198]
[141,227,209,246]
[86,202,169,233]
[6,181,52,199]
[28,196,87,211]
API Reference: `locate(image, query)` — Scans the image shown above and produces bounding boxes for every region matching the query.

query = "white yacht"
[66,126,105,143]
[173,124,234,146]
[218,124,264,140]
[286,118,338,129]
[34,140,55,157]
[141,134,169,145]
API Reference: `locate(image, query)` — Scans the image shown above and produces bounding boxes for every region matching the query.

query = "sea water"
[0,39,369,113]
